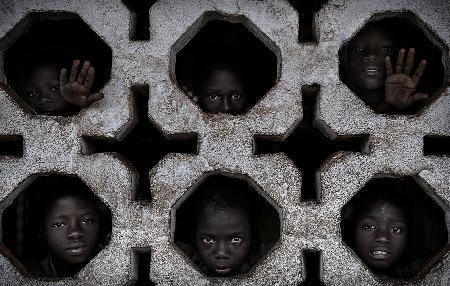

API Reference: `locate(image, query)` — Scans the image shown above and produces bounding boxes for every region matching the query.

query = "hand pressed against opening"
[384,48,428,110]
[60,60,104,108]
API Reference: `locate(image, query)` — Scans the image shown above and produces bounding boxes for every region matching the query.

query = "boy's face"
[346,27,398,91]
[44,195,100,268]
[23,64,70,115]
[195,206,251,276]
[354,200,407,271]
[196,69,247,115]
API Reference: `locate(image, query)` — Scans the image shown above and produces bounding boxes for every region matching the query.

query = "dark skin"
[346,26,427,113]
[195,206,251,277]
[43,195,100,277]
[23,59,103,115]
[354,200,407,274]
[193,68,248,115]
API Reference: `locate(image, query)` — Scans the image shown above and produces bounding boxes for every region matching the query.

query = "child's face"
[23,64,70,115]
[44,195,100,268]
[195,206,251,276]
[354,200,407,271]
[196,69,247,115]
[346,27,398,91]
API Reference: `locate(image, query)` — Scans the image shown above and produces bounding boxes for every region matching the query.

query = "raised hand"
[384,48,428,111]
[60,60,104,108]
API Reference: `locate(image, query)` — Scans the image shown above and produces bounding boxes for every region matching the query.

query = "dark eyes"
[27,86,59,98]
[202,237,215,244]
[207,93,220,101]
[81,217,96,225]
[230,92,241,100]
[200,236,244,245]
[230,237,243,245]
[351,46,394,54]
[50,217,97,229]
[391,226,403,234]
[50,85,60,93]
[362,224,375,231]
[51,222,66,228]
[361,224,404,234]
[353,47,364,54]
[28,91,39,98]
[206,92,242,101]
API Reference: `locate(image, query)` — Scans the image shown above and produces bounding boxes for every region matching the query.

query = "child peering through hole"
[20,52,103,116]
[24,177,111,278]
[175,176,277,277]
[183,44,252,115]
[341,18,441,114]
[341,178,448,279]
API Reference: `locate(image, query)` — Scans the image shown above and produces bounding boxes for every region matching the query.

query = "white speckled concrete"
[0,0,449,285]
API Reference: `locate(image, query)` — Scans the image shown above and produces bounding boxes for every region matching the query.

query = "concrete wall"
[0,0,449,285]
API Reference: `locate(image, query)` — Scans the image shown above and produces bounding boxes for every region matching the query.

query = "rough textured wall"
[0,0,449,285]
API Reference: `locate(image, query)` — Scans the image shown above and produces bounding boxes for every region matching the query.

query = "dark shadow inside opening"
[423,135,450,156]
[83,85,198,202]
[288,0,328,42]
[254,85,367,201]
[0,135,23,157]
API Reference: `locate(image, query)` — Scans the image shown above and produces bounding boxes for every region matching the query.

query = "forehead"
[197,206,250,230]
[350,25,397,45]
[202,68,244,86]
[360,200,405,221]
[46,195,98,217]
[26,63,60,82]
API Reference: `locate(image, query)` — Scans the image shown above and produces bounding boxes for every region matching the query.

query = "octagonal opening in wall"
[2,12,112,116]
[175,15,279,115]
[1,174,112,278]
[173,174,281,277]
[338,14,446,115]
[340,176,448,280]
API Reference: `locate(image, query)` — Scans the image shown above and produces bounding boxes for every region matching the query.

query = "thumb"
[86,92,104,105]
[409,92,428,104]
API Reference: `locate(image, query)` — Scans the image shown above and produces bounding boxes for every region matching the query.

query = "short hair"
[191,44,249,93]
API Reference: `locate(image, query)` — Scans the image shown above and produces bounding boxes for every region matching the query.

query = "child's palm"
[384,48,428,110]
[60,60,103,108]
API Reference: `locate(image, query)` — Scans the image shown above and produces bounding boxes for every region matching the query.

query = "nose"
[375,228,391,244]
[221,96,232,113]
[38,91,53,104]
[363,53,380,62]
[67,221,83,240]
[213,241,230,259]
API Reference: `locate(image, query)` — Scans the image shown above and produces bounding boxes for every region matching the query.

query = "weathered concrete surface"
[0,0,448,285]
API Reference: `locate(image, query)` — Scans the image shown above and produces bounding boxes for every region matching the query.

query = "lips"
[362,66,383,75]
[66,243,87,255]
[369,248,391,259]
[214,265,232,275]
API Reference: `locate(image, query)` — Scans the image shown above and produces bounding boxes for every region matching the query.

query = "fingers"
[411,60,426,84]
[385,56,393,76]
[403,48,415,75]
[60,68,68,86]
[395,48,405,74]
[69,59,80,82]
[84,67,95,89]
[77,60,91,85]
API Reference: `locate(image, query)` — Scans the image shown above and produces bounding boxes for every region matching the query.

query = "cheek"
[45,229,66,251]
